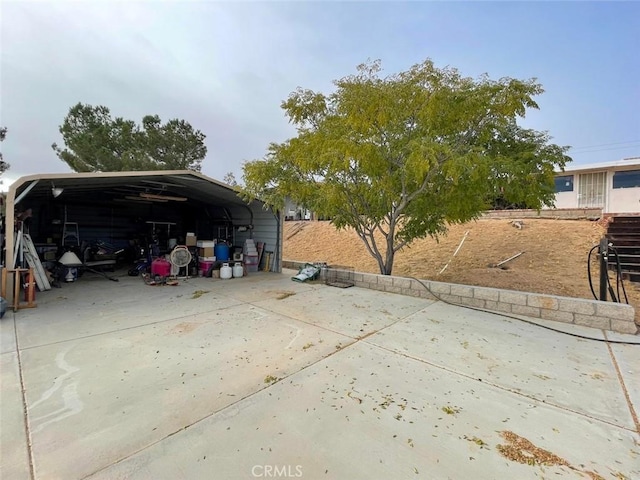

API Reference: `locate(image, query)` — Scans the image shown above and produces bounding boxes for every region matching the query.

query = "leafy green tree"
[0,127,11,175]
[141,115,207,171]
[243,59,570,275]
[0,127,9,174]
[223,171,239,187]
[52,103,206,172]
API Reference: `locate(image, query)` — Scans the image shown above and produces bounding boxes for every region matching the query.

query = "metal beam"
[14,179,39,204]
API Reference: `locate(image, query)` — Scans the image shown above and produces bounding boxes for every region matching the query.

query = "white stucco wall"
[608,186,640,213]
[553,190,577,209]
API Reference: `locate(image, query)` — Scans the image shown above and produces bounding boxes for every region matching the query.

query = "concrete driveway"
[1,270,639,480]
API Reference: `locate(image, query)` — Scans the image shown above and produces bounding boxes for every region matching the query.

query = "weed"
[275,291,295,300]
[463,435,489,449]
[441,405,461,415]
[191,290,210,299]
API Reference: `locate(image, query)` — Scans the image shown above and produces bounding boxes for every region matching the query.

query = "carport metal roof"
[6,170,263,269]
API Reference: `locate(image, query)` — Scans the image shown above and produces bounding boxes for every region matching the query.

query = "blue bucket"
[214,243,230,261]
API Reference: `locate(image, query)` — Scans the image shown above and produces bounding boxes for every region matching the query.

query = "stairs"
[606,216,640,282]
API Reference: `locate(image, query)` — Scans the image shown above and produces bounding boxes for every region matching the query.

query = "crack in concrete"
[604,331,640,434]
[13,314,36,480]
[21,286,635,479]
[17,302,246,351]
[364,337,639,434]
[80,295,416,479]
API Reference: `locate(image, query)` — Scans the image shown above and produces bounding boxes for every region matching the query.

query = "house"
[284,197,311,221]
[553,157,640,215]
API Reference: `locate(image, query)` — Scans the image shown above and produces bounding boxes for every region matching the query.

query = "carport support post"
[599,237,608,302]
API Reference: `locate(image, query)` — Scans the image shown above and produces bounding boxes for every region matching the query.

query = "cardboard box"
[196,240,216,248]
[186,233,197,246]
[198,247,214,258]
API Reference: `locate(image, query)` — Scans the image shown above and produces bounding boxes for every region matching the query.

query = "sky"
[1,1,639,190]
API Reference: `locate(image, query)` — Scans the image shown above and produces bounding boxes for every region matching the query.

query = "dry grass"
[284,219,640,323]
[497,430,569,467]
[496,431,608,479]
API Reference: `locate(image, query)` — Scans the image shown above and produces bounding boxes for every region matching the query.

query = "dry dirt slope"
[283,219,640,322]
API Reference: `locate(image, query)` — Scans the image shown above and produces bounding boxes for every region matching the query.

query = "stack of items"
[197,240,216,276]
[244,239,259,272]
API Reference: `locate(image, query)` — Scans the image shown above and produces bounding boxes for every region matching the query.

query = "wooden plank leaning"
[21,234,51,291]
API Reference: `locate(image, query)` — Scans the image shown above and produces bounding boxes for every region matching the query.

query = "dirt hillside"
[283,219,640,322]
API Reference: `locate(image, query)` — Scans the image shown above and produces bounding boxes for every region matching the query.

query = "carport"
[5,170,282,289]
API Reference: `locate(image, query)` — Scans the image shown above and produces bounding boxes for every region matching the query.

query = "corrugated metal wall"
[227,201,280,272]
[28,200,210,250]
[20,185,281,273]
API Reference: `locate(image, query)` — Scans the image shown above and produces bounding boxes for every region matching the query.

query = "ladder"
[62,222,80,246]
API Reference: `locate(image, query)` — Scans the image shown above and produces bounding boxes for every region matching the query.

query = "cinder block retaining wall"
[283,261,637,335]
[481,208,602,220]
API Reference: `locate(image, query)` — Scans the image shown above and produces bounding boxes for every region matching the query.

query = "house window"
[613,169,640,189]
[554,175,574,192]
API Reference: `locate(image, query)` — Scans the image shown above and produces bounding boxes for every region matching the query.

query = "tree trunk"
[382,226,395,275]
[382,252,394,275]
